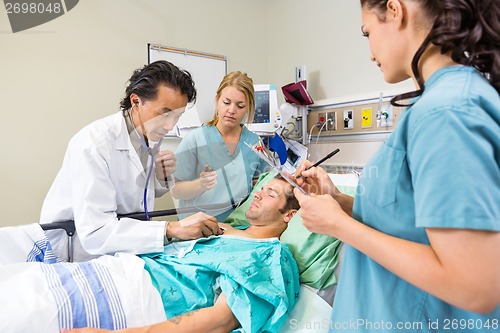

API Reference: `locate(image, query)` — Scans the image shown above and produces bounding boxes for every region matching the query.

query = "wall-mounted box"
[379,105,394,127]
[326,112,336,131]
[361,108,372,128]
[343,110,354,129]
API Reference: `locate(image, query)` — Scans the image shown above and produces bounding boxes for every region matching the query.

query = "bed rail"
[40,202,234,262]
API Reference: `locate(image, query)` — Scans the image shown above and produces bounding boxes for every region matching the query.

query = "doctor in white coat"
[40,61,222,262]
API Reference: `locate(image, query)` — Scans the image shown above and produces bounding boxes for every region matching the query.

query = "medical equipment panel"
[246,84,282,136]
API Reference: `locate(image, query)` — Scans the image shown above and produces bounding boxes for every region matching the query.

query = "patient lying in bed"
[0,177,300,333]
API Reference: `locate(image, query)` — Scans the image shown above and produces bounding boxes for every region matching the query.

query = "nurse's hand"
[155,149,176,179]
[293,188,349,237]
[167,212,222,240]
[199,164,217,190]
[294,160,339,197]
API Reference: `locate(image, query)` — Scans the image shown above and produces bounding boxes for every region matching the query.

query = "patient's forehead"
[264,179,292,196]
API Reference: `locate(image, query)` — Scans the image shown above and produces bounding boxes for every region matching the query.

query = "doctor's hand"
[199,164,217,191]
[155,149,176,179]
[294,160,340,197]
[293,188,350,238]
[167,212,222,240]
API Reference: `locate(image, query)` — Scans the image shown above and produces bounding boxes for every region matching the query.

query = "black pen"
[295,148,340,178]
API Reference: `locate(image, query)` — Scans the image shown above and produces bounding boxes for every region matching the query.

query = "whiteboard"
[148,44,227,137]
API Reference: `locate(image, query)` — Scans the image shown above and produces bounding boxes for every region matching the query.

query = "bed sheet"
[280,285,333,333]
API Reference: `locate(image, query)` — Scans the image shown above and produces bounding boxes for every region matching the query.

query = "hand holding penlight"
[295,148,340,179]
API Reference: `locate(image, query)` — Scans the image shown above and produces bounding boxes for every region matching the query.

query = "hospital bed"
[0,170,357,333]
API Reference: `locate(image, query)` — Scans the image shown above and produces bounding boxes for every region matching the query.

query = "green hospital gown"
[140,235,300,333]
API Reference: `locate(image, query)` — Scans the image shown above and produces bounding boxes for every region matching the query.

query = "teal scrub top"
[331,67,500,332]
[174,125,267,221]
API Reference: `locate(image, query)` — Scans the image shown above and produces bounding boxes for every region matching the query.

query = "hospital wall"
[0,0,412,227]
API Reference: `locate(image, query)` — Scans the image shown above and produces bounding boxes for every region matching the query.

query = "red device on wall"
[281,80,314,105]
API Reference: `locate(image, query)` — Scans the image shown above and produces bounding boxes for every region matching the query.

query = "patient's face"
[245,179,292,225]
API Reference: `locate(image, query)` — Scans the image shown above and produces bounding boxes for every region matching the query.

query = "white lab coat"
[40,112,168,261]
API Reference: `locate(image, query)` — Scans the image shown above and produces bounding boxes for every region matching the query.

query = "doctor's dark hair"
[360,0,500,106]
[120,60,197,111]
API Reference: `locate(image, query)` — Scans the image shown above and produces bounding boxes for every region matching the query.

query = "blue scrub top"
[331,67,500,332]
[174,125,267,221]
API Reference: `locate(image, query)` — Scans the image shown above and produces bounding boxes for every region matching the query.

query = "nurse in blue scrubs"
[293,0,500,332]
[172,71,267,221]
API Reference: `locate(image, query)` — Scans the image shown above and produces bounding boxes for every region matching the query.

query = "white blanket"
[0,223,57,265]
[0,253,166,332]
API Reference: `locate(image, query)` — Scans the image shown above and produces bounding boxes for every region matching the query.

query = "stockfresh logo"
[4,0,79,33]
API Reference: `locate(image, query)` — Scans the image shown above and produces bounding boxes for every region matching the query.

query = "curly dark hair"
[361,0,500,106]
[119,60,197,111]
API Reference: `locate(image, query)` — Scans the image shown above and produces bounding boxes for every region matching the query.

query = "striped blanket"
[0,253,166,332]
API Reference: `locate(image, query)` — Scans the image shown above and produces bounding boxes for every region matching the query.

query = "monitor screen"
[254,90,270,124]
[287,148,299,164]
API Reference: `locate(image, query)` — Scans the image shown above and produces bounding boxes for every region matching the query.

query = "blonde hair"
[207,71,255,126]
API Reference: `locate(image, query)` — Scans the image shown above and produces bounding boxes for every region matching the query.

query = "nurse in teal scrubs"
[293,0,500,332]
[172,71,266,221]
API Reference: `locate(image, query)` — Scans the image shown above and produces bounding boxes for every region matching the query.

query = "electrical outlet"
[317,112,327,127]
[326,112,336,131]
[343,110,354,129]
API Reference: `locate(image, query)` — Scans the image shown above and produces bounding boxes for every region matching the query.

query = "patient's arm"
[62,294,239,333]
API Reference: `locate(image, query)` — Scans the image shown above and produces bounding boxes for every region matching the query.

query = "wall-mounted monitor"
[246,84,282,136]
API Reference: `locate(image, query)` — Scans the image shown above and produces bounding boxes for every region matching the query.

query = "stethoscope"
[128,105,164,221]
